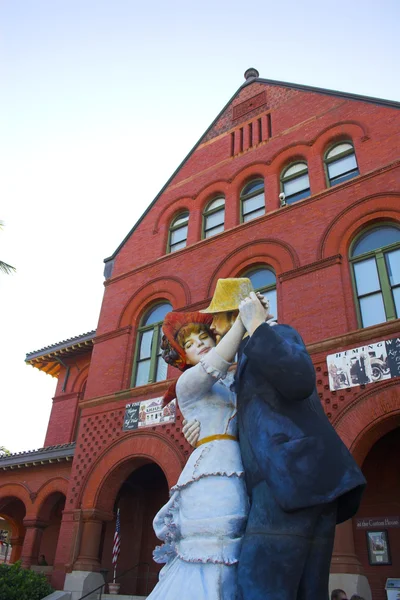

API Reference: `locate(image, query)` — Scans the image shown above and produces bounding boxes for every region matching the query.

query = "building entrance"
[100,462,169,595]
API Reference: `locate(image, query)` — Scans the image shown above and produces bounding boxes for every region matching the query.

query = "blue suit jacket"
[235,323,366,524]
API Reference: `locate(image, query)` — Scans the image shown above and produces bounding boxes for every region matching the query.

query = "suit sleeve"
[243,323,316,401]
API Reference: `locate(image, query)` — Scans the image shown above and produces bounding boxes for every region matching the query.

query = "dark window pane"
[328,154,357,179]
[246,268,276,289]
[285,188,311,204]
[205,224,224,238]
[205,209,225,230]
[330,169,359,186]
[139,329,154,359]
[326,143,353,159]
[359,293,386,328]
[143,303,172,326]
[170,225,188,245]
[156,355,168,382]
[207,198,225,211]
[242,180,264,196]
[352,227,400,257]
[172,213,189,226]
[243,208,265,222]
[264,288,277,319]
[354,258,381,296]
[243,193,265,215]
[392,287,400,317]
[386,249,400,286]
[170,240,186,252]
[135,360,151,386]
[283,173,310,197]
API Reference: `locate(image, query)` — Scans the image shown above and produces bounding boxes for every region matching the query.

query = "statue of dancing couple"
[146,278,366,600]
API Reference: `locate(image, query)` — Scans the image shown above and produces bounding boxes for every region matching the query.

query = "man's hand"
[239,292,268,336]
[255,292,275,321]
[182,419,200,447]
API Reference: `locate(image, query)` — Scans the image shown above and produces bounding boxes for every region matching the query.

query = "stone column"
[21,519,47,568]
[330,519,372,600]
[73,509,112,572]
[64,509,113,600]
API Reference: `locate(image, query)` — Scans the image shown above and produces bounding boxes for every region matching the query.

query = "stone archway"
[68,432,184,597]
[0,488,28,564]
[330,382,400,600]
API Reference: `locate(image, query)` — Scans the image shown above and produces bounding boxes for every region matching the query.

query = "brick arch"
[118,276,190,328]
[317,193,400,260]
[334,381,400,466]
[0,483,31,513]
[30,478,69,521]
[206,239,299,296]
[268,143,312,174]
[0,512,25,539]
[194,180,230,205]
[71,363,90,393]
[152,200,191,235]
[79,432,184,513]
[311,120,368,155]
[231,163,268,195]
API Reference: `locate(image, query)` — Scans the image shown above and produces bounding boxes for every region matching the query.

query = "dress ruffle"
[153,474,248,567]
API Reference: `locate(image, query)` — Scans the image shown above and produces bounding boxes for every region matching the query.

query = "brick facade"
[0,74,399,598]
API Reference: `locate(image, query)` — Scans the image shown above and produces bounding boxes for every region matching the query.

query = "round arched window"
[203,197,225,238]
[132,302,173,386]
[350,225,400,327]
[325,142,359,187]
[243,266,278,319]
[240,179,265,223]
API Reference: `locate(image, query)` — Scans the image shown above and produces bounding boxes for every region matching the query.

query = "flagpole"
[112,507,121,584]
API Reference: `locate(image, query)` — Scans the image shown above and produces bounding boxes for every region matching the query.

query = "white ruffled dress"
[148,348,249,600]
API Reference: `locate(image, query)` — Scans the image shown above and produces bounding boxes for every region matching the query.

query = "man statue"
[183,277,366,600]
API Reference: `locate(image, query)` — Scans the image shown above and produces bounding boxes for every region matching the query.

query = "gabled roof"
[104,71,400,273]
[25,330,96,377]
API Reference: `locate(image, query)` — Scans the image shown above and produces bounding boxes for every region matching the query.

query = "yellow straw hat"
[201,278,254,313]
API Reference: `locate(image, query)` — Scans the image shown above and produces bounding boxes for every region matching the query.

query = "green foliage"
[0,561,53,600]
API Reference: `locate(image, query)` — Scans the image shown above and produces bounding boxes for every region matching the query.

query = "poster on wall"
[123,397,176,431]
[326,337,400,391]
[366,530,391,566]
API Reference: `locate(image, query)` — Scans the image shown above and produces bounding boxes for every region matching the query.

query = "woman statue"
[147,310,248,600]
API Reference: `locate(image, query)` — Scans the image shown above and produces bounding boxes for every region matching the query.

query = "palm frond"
[0,261,16,274]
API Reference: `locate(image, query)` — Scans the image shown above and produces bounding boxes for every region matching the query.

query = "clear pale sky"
[1,0,399,453]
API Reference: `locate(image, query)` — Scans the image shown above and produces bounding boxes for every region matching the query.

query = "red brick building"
[1,69,399,600]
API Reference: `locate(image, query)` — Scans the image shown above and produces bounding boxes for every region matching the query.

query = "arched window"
[281,162,311,204]
[203,197,225,238]
[350,225,400,328]
[132,302,172,387]
[240,179,265,223]
[243,266,278,319]
[168,212,189,253]
[325,142,359,187]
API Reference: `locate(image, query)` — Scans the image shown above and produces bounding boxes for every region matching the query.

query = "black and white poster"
[326,339,398,391]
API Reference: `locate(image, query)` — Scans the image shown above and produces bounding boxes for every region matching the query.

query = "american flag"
[112,509,121,568]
